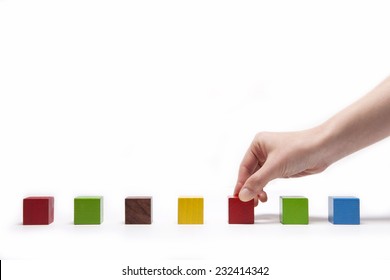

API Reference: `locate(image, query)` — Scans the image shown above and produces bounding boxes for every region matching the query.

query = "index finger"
[234,147,261,195]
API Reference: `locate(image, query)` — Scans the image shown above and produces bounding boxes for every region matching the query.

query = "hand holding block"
[280,196,309,224]
[328,196,360,225]
[125,196,152,224]
[23,196,54,225]
[74,196,103,225]
[178,197,204,224]
[228,196,254,224]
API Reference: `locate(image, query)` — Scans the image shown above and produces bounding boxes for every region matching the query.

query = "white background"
[1,0,390,276]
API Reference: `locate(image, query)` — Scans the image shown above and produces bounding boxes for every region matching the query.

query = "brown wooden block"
[125,196,152,224]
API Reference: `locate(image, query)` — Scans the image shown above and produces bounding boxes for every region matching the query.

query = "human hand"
[234,77,390,206]
[234,128,330,206]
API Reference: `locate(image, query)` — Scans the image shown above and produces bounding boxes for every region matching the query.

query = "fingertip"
[238,188,255,202]
[253,196,259,207]
[233,182,244,197]
[259,191,268,203]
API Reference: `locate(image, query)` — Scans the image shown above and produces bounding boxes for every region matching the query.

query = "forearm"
[319,76,390,165]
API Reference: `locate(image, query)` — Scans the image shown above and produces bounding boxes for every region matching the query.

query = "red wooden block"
[228,196,254,224]
[23,196,54,225]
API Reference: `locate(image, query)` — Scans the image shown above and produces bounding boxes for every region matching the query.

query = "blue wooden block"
[328,196,360,225]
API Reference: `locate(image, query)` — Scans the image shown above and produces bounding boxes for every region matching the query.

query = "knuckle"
[254,131,267,142]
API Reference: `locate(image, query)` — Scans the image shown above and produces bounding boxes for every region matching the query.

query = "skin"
[234,76,390,205]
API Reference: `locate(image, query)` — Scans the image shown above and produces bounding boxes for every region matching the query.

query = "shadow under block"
[280,196,309,224]
[23,196,54,225]
[228,196,254,224]
[328,196,360,225]
[74,196,103,225]
[178,197,204,224]
[125,196,152,224]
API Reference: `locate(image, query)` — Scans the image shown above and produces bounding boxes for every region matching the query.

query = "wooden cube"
[280,196,309,224]
[178,197,204,224]
[23,196,54,225]
[228,196,254,224]
[74,196,103,225]
[328,196,360,225]
[125,196,152,224]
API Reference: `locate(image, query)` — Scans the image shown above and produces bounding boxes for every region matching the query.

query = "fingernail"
[239,188,254,202]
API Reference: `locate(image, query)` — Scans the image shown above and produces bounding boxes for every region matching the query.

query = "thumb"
[238,160,278,202]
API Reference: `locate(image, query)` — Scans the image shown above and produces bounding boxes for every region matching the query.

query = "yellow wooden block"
[178,197,204,224]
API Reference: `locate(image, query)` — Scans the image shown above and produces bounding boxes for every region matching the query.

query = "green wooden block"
[280,196,308,225]
[74,196,103,225]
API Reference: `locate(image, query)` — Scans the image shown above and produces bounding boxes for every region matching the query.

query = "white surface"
[1,0,390,262]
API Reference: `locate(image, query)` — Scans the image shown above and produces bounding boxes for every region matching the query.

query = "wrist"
[305,123,336,169]
[312,120,348,168]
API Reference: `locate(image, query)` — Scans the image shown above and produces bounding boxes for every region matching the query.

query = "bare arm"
[320,76,390,164]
